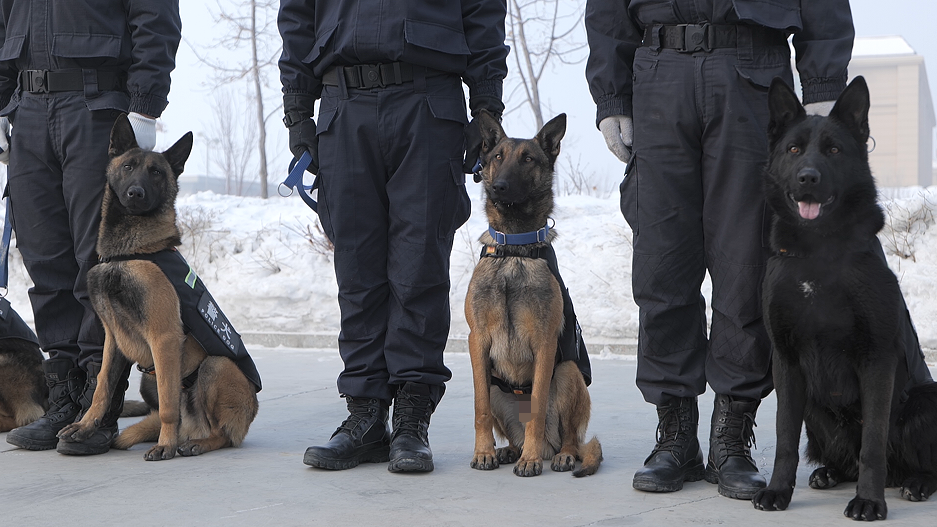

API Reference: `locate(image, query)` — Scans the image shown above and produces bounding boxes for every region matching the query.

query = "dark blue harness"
[100,249,262,392]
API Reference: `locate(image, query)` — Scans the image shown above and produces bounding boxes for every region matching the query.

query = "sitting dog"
[752,77,937,520]
[57,115,260,460]
[465,111,601,477]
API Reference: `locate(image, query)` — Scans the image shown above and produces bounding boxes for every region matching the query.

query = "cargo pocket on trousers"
[438,158,471,238]
[620,156,638,236]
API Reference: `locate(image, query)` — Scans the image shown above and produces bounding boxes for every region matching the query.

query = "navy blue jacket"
[585,0,855,124]
[0,0,181,117]
[278,0,508,117]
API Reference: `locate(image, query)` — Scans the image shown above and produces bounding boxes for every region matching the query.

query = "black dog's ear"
[476,109,506,154]
[162,132,194,178]
[108,113,138,157]
[767,78,805,146]
[829,76,871,144]
[535,113,566,161]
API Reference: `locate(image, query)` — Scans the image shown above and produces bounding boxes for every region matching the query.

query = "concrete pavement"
[2,344,935,526]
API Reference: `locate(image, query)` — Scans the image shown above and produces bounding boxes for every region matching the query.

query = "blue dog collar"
[488,224,550,246]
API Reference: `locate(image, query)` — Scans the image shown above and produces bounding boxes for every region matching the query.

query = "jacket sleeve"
[278,0,319,118]
[461,0,508,116]
[585,0,641,126]
[126,0,182,117]
[0,19,13,110]
[792,0,854,104]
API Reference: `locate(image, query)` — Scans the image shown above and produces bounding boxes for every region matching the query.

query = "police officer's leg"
[5,95,86,450]
[303,86,392,470]
[700,51,775,498]
[52,100,130,455]
[381,74,465,473]
[628,48,707,492]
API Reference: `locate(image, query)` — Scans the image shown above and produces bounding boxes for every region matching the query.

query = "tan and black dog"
[0,333,45,432]
[57,114,259,461]
[465,111,601,477]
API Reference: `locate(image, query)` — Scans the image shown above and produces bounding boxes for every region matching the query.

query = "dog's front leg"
[753,353,807,512]
[844,356,897,521]
[57,332,126,442]
[144,333,185,461]
[514,337,554,477]
[469,331,499,470]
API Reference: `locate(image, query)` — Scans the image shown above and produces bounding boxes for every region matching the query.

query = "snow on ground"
[5,185,937,350]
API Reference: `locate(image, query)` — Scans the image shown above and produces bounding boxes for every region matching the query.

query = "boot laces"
[714,409,757,457]
[650,405,693,455]
[393,390,432,442]
[336,398,378,438]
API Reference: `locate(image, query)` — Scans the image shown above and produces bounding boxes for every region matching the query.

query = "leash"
[279,151,318,212]
[0,197,11,292]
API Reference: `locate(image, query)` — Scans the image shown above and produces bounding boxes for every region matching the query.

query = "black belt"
[19,69,125,94]
[322,62,447,89]
[643,24,786,53]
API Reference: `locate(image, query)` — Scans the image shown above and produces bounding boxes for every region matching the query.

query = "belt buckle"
[681,24,711,53]
[25,70,49,93]
[356,64,384,89]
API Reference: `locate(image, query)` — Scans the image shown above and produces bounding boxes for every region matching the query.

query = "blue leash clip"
[278,151,319,212]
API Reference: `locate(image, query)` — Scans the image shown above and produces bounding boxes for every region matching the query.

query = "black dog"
[752,76,937,520]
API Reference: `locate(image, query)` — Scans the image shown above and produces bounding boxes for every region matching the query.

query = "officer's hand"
[463,117,483,174]
[128,112,157,151]
[599,115,633,164]
[0,116,10,164]
[288,117,319,174]
[804,100,835,116]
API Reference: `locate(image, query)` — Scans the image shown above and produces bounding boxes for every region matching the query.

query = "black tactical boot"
[633,396,706,492]
[7,358,84,450]
[57,361,129,456]
[388,382,435,473]
[303,397,391,470]
[704,394,767,499]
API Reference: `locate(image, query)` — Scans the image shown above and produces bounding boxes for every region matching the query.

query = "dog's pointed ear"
[108,113,138,158]
[767,78,805,146]
[535,113,566,161]
[162,132,194,178]
[829,76,871,144]
[476,109,506,155]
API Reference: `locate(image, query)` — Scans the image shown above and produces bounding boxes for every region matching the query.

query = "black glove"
[462,117,482,175]
[288,117,319,175]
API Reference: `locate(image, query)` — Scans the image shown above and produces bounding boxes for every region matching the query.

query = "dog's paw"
[752,488,793,511]
[56,421,96,442]
[177,441,204,457]
[844,496,887,521]
[513,458,543,477]
[808,466,841,489]
[551,453,575,472]
[144,444,177,461]
[496,446,519,464]
[900,476,933,502]
[471,452,499,470]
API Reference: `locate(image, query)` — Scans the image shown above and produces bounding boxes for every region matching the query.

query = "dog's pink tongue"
[798,201,820,220]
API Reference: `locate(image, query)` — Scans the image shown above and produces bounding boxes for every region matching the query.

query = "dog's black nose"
[492,180,509,194]
[127,186,146,200]
[797,167,821,186]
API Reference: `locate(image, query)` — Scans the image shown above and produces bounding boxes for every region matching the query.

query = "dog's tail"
[573,435,602,477]
[120,400,152,418]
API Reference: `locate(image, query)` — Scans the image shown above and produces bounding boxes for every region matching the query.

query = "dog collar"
[488,223,550,245]
[480,244,548,260]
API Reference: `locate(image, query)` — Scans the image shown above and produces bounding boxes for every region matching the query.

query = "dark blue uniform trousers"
[624,46,932,407]
[315,70,470,406]
[7,94,116,369]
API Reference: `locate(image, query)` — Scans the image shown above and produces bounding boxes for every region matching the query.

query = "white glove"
[127,112,157,151]
[804,100,835,116]
[0,116,10,164]
[599,115,633,163]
